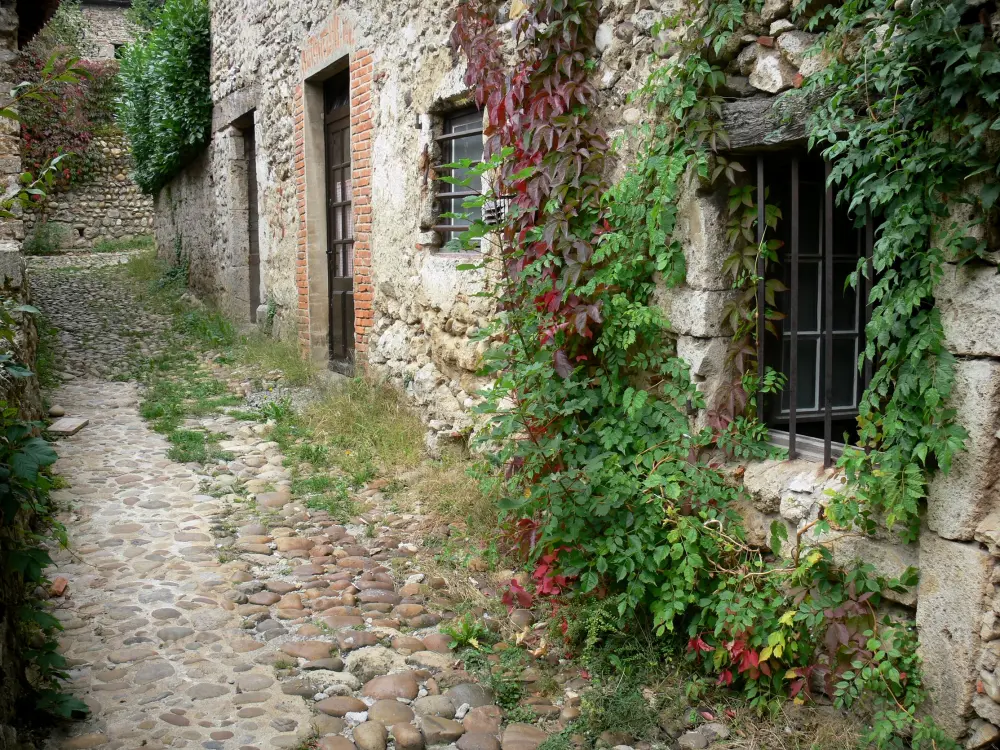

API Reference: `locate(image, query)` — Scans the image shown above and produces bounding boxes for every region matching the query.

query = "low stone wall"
[24,131,154,251]
[152,149,214,293]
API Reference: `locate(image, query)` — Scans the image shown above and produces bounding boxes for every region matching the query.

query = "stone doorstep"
[48,417,90,436]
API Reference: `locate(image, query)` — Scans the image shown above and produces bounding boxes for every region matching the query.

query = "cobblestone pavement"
[34,263,565,750]
[31,252,170,381]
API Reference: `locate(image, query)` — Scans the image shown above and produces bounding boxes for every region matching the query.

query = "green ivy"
[449,0,988,744]
[118,0,211,194]
[799,0,997,541]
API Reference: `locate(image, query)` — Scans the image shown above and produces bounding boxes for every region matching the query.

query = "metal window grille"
[434,108,484,239]
[754,153,875,467]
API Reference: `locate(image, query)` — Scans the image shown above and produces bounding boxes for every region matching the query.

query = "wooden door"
[245,126,261,322]
[324,72,354,371]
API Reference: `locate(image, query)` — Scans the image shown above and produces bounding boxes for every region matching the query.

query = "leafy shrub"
[15,56,121,192]
[14,1,121,193]
[118,0,211,194]
[23,221,67,256]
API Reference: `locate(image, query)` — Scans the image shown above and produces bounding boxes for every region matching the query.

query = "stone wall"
[149,0,1000,742]
[25,131,155,251]
[152,147,211,283]
[80,2,132,59]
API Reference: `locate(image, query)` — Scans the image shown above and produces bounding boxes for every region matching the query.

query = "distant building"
[80,0,132,59]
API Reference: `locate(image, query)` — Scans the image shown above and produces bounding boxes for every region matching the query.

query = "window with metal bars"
[434,108,484,246]
[752,151,875,467]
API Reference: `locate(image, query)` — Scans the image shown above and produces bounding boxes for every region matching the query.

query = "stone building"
[23,0,155,250]
[151,0,1000,744]
[80,0,133,59]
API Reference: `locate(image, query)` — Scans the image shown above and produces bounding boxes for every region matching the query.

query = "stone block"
[48,418,89,436]
[676,335,729,408]
[916,531,992,738]
[776,31,820,71]
[927,359,1000,541]
[653,285,738,338]
[676,176,729,291]
[822,534,918,606]
[937,263,1000,357]
[0,242,23,289]
[749,48,798,94]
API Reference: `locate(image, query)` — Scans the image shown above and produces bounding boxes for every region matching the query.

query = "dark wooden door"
[245,126,261,322]
[324,72,354,371]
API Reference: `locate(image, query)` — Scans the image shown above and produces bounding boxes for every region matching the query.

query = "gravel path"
[32,260,560,750]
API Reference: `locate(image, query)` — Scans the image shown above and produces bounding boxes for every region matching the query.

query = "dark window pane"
[798,261,821,332]
[832,260,857,332]
[799,178,824,258]
[831,338,858,408]
[781,336,819,413]
[445,110,482,135]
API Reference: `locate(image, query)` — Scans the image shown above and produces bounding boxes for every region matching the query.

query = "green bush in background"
[118,0,211,194]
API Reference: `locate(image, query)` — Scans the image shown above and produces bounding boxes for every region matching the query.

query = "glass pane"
[452,133,482,163]
[832,338,859,408]
[797,261,820,333]
[346,206,353,239]
[832,260,857,332]
[446,110,482,135]
[447,134,483,192]
[443,196,482,227]
[341,130,350,164]
[333,207,343,240]
[781,336,819,413]
[799,179,824,258]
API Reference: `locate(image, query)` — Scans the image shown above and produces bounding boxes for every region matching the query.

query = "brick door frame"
[293,12,374,366]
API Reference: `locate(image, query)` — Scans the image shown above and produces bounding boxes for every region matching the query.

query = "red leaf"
[553,349,572,378]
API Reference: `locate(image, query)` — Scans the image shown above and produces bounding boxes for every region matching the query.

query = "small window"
[753,151,875,466]
[113,44,125,59]
[434,108,484,247]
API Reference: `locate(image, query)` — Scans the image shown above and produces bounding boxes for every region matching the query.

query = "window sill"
[769,429,849,464]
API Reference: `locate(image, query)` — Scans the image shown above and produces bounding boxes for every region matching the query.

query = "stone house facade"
[151,0,1000,744]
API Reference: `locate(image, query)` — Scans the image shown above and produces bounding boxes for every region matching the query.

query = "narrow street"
[30,255,531,750]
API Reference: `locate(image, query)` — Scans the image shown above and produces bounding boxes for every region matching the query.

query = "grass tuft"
[234,333,316,386]
[92,235,155,254]
[300,377,425,480]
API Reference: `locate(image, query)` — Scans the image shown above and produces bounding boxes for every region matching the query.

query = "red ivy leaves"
[451,0,610,595]
[501,579,532,613]
[533,549,570,595]
[14,52,119,193]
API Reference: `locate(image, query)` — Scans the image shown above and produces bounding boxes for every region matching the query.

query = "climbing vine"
[800,0,998,541]
[14,0,122,192]
[449,0,1000,745]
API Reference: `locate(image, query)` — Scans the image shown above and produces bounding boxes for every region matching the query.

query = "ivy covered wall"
[145,0,1000,745]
